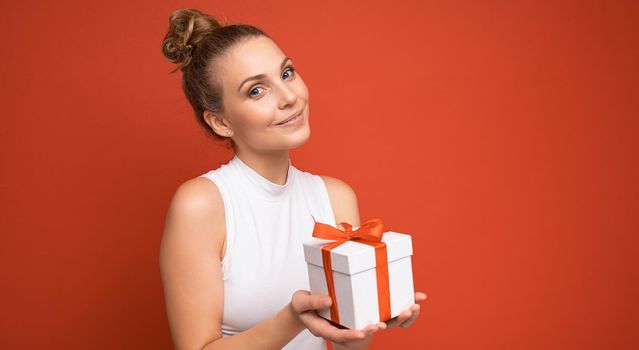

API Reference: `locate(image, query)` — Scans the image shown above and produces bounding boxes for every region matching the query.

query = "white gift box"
[303,228,415,330]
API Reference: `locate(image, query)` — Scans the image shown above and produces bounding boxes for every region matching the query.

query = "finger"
[371,322,388,333]
[384,309,414,329]
[324,327,367,343]
[399,304,421,328]
[359,323,382,337]
[415,292,427,302]
[364,322,387,332]
[300,313,366,343]
[298,311,332,337]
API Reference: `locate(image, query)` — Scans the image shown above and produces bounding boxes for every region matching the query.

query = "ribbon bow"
[311,217,391,325]
[312,217,385,243]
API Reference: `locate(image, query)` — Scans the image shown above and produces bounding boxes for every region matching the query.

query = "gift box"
[303,218,415,330]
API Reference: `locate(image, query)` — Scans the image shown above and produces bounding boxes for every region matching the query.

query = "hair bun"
[162,8,223,72]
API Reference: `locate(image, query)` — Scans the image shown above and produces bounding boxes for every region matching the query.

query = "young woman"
[159,8,426,350]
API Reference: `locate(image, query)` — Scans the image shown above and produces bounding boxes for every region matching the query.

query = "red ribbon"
[312,217,391,325]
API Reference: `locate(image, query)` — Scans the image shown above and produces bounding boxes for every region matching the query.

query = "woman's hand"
[333,291,427,349]
[290,290,386,345]
[383,291,427,329]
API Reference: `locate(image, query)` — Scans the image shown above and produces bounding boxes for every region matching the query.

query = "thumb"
[291,290,332,313]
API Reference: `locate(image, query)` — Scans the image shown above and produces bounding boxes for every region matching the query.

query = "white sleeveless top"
[199,154,336,350]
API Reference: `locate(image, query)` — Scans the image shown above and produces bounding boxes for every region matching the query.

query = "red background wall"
[1,0,637,349]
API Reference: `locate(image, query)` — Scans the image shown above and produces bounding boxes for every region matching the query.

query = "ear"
[203,110,232,138]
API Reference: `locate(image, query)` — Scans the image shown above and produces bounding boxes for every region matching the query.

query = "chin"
[287,126,311,149]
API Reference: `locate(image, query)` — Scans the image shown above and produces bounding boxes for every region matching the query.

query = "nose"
[277,81,298,109]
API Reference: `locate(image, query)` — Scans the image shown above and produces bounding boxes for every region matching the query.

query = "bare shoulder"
[161,176,226,261]
[319,175,361,228]
[319,175,357,198]
[172,176,223,213]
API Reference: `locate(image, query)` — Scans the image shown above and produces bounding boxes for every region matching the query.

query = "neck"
[235,148,291,185]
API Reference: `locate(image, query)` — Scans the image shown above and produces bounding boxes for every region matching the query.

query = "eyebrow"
[237,57,292,92]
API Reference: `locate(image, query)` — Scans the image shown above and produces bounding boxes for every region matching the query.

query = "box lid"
[303,230,413,275]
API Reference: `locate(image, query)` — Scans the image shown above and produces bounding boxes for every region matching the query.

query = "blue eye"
[283,66,295,79]
[248,86,263,97]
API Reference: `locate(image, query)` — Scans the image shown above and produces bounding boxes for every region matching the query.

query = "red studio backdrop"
[1,1,637,349]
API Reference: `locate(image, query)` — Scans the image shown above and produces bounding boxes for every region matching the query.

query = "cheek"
[234,103,274,129]
[296,76,310,100]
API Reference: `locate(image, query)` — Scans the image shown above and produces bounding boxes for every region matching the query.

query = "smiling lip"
[275,109,304,126]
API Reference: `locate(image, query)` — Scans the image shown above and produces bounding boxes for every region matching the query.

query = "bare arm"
[159,178,305,350]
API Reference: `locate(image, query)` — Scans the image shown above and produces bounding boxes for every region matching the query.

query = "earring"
[225,130,233,137]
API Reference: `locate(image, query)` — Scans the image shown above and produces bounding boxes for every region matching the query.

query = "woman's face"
[207,35,310,153]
